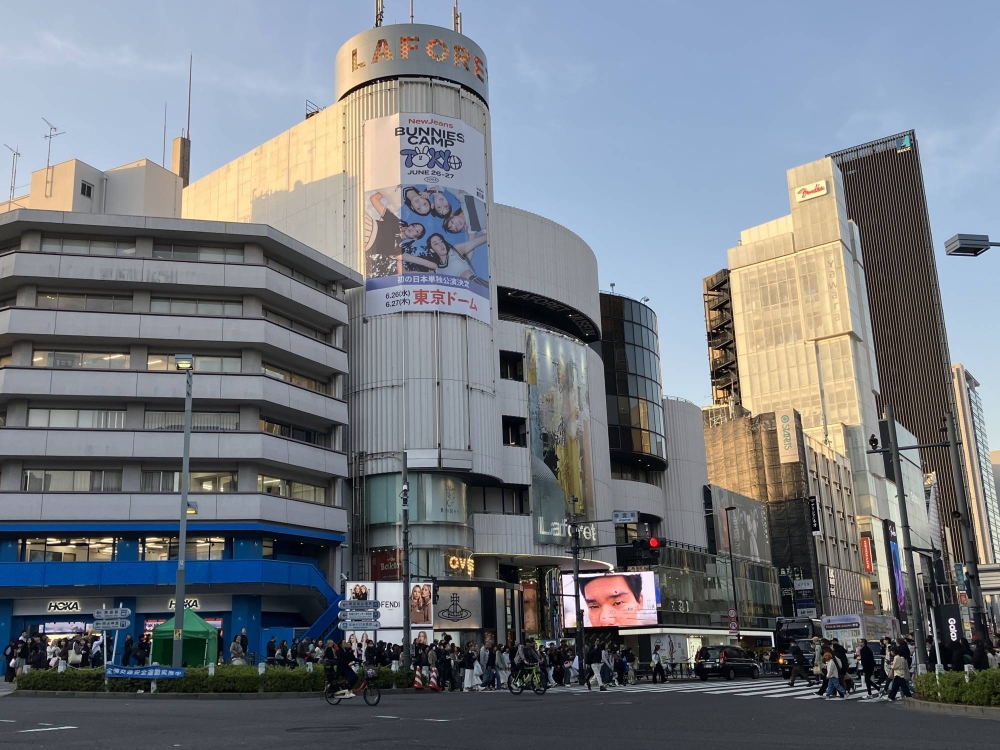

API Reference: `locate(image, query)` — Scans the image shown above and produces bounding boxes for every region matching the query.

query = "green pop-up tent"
[149,609,219,667]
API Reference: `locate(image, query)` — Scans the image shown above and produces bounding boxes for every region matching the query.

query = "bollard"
[208,663,215,677]
[258,663,266,676]
[306,662,313,673]
[57,659,66,673]
[965,664,975,683]
[151,679,157,693]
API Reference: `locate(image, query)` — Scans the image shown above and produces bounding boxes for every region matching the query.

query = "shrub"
[16,667,105,692]
[259,666,325,693]
[915,669,1000,706]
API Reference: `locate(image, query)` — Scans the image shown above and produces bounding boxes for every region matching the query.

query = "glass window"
[171,299,198,315]
[145,411,238,431]
[259,417,327,447]
[140,470,237,492]
[257,474,328,505]
[261,362,327,394]
[151,244,243,263]
[32,350,130,370]
[39,237,136,256]
[22,469,122,492]
[147,354,241,372]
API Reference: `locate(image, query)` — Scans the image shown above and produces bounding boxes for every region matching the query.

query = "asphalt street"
[0,680,995,749]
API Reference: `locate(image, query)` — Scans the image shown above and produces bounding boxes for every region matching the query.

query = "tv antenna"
[4,144,20,202]
[410,0,414,22]
[610,283,616,294]
[162,103,168,167]
[42,118,65,198]
[374,0,384,27]
[452,0,462,32]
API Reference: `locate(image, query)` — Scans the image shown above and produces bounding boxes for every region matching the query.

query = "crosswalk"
[559,679,880,702]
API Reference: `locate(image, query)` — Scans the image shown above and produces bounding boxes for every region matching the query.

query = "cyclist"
[326,640,358,698]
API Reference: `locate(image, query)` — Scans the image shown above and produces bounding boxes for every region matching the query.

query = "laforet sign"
[335,24,489,103]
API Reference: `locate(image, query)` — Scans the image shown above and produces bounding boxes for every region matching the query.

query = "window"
[28,408,126,429]
[147,353,241,372]
[265,256,330,294]
[150,298,242,316]
[499,351,524,381]
[259,417,328,447]
[263,308,327,340]
[80,181,94,199]
[24,537,115,562]
[32,350,130,369]
[152,243,243,263]
[22,469,122,492]
[40,236,136,256]
[0,296,15,308]
[258,474,327,505]
[501,416,527,447]
[0,353,11,367]
[37,292,132,312]
[261,362,327,394]
[140,470,237,493]
[141,536,226,561]
[144,411,238,432]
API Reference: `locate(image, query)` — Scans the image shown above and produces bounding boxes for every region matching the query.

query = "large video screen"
[561,572,659,628]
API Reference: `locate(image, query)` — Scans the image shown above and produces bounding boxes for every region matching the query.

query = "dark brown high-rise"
[828,131,965,561]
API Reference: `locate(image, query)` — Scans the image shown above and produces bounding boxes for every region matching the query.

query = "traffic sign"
[727,608,737,618]
[338,599,381,610]
[728,621,739,632]
[94,608,132,620]
[338,609,379,621]
[338,620,381,630]
[612,510,639,524]
[92,619,131,631]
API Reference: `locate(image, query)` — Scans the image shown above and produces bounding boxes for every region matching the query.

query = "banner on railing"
[105,665,185,679]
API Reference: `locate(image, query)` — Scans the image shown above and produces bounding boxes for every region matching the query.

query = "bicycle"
[508,664,547,695]
[325,666,381,706]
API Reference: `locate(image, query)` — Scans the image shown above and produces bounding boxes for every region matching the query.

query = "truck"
[821,614,900,667]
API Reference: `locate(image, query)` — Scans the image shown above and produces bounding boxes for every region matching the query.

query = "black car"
[694,646,760,681]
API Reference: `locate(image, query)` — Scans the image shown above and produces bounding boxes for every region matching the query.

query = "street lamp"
[724,506,740,639]
[172,353,194,669]
[944,233,1000,257]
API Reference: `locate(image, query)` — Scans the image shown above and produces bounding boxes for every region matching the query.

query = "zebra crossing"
[562,678,879,701]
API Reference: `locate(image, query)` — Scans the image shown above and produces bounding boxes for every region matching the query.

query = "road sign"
[727,608,737,618]
[793,579,814,591]
[796,607,818,618]
[612,510,639,524]
[92,619,131,631]
[94,608,131,620]
[338,609,379,621]
[338,620,381,630]
[728,621,739,632]
[338,599,381,611]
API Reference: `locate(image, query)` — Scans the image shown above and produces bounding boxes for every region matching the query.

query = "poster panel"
[561,572,658,628]
[406,581,435,628]
[376,581,405,629]
[363,113,489,323]
[345,581,376,602]
[710,486,772,565]
[433,587,482,630]
[527,329,596,545]
[648,634,688,665]
[775,408,800,464]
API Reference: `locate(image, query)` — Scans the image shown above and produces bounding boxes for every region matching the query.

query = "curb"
[901,697,1000,721]
[9,687,426,700]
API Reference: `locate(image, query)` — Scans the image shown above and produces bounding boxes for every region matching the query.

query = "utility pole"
[884,403,929,671]
[724,506,741,637]
[569,514,585,684]
[400,450,411,669]
[946,411,989,642]
[4,144,19,203]
[42,118,65,199]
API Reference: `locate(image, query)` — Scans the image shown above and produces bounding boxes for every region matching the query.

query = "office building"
[829,132,963,560]
[953,364,1000,565]
[0,210,356,649]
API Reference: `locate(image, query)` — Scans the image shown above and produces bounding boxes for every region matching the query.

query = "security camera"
[868,434,879,451]
[340,573,349,582]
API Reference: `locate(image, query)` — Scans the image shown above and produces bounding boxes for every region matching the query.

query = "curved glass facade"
[599,293,666,468]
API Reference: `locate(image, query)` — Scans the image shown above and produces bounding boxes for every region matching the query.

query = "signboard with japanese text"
[363,113,490,323]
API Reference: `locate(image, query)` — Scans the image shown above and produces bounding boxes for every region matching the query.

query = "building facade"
[953,364,1000,565]
[0,210,357,654]
[829,132,964,561]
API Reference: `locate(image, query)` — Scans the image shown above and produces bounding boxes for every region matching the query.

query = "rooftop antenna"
[42,118,65,198]
[452,0,462,32]
[610,283,616,294]
[374,0,384,27]
[162,103,168,168]
[409,0,414,22]
[4,144,20,203]
[186,55,192,140]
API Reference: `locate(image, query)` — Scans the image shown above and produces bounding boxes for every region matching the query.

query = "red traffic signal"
[648,537,667,549]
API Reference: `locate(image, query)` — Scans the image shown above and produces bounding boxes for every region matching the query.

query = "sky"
[2,0,999,447]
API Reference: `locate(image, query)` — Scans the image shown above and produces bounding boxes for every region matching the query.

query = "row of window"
[600,294,659,333]
[608,426,666,458]
[13,536,325,563]
[604,369,662,404]
[24,351,331,394]
[602,318,659,352]
[606,395,665,439]
[19,469,329,504]
[602,341,661,384]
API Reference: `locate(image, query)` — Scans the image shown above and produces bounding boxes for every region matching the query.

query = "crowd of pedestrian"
[3,629,126,681]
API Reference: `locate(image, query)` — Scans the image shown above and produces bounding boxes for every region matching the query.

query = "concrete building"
[0,209,358,653]
[953,364,1000,565]
[706,157,934,627]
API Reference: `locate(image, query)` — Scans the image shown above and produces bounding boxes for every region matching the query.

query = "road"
[0,679,994,749]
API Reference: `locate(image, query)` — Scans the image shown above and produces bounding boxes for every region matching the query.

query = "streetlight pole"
[400,451,411,670]
[724,507,740,638]
[569,515,585,684]
[172,355,194,669]
[945,411,989,642]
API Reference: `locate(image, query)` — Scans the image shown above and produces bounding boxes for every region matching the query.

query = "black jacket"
[790,644,806,665]
[859,644,875,671]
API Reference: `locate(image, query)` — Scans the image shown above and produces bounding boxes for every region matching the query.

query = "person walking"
[585,641,604,690]
[122,633,134,666]
[238,628,249,662]
[814,639,831,695]
[266,636,277,665]
[972,640,990,671]
[822,651,846,699]
[880,647,913,702]
[496,645,510,689]
[230,635,247,665]
[787,641,812,687]
[651,645,666,683]
[600,642,614,691]
[950,637,972,671]
[858,638,876,697]
[462,643,478,692]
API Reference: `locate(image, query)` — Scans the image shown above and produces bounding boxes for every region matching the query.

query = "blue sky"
[2,0,999,447]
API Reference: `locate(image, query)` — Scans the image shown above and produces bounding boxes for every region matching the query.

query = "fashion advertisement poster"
[526,329,596,545]
[408,581,434,628]
[363,113,490,323]
[560,572,659,628]
[709,486,772,565]
[433,587,482,630]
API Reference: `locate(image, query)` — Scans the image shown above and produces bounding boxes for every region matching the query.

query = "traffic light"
[631,539,651,551]
[648,537,667,562]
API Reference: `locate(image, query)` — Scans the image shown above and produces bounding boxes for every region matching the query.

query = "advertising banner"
[527,329,597,546]
[363,113,489,323]
[376,581,405,629]
[407,581,435,629]
[775,409,800,464]
[883,520,906,615]
[649,634,688,666]
[370,549,401,581]
[433,587,483,629]
[345,581,375,603]
[709,486,772,565]
[560,572,659,628]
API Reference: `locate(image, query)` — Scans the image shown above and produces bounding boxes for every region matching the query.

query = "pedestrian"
[266,636,277,665]
[787,640,811,687]
[950,637,972,671]
[880,647,912,702]
[600,642,613,691]
[813,639,830,696]
[230,635,247,665]
[858,638,876,697]
[585,641,603,690]
[651,645,666,683]
[238,628,249,660]
[462,643,478,692]
[3,640,16,683]
[972,640,990,671]
[831,639,853,693]
[481,643,499,690]
[496,645,510,688]
[822,651,846,699]
[122,633,134,666]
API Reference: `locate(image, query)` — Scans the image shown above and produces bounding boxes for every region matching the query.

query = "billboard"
[882,520,906,616]
[527,329,597,545]
[376,581,405,629]
[433,586,482,629]
[363,113,489,323]
[775,409,800,464]
[709,486,772,565]
[407,581,435,629]
[561,572,659,628]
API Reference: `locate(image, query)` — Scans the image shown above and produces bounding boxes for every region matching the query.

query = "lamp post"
[172,354,194,669]
[944,233,1000,257]
[724,506,740,637]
